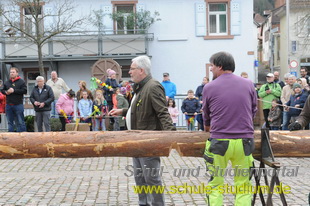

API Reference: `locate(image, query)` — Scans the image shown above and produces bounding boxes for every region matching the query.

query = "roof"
[254,13,266,25]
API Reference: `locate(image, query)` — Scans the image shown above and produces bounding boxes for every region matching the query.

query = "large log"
[0,130,309,159]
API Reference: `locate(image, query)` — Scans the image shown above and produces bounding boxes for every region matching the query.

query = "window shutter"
[231,0,241,35]
[43,6,54,32]
[136,4,145,12]
[102,5,113,34]
[195,3,206,36]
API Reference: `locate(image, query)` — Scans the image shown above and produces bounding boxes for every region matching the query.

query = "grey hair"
[36,76,45,81]
[284,73,291,78]
[132,55,151,75]
[288,75,296,79]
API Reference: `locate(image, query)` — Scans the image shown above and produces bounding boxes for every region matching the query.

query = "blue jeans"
[270,126,280,130]
[92,118,106,131]
[51,100,58,118]
[196,114,204,130]
[6,104,26,132]
[282,111,290,130]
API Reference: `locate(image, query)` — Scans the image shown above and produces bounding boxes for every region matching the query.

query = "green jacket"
[122,75,176,131]
[117,94,129,127]
[258,82,282,109]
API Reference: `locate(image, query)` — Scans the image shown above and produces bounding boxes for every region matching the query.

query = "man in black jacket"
[30,76,54,132]
[1,67,27,132]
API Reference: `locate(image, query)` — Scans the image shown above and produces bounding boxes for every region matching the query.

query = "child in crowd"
[181,90,200,131]
[167,98,179,127]
[116,87,129,130]
[267,99,282,130]
[112,88,120,131]
[78,90,93,130]
[92,89,108,131]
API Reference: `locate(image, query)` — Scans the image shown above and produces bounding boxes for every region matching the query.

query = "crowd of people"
[0,65,309,133]
[258,67,310,130]
[0,68,136,132]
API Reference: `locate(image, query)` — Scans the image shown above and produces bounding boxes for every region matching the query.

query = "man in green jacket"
[258,73,282,128]
[110,55,175,206]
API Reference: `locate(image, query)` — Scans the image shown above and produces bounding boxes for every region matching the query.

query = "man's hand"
[184,112,188,115]
[204,125,210,132]
[266,89,271,94]
[6,88,14,95]
[288,122,302,131]
[39,102,45,108]
[194,112,197,116]
[109,109,123,116]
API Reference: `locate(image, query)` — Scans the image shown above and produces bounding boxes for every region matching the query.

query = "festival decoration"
[90,77,113,90]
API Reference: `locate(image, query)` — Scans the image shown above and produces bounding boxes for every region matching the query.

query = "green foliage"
[110,10,160,33]
[254,0,275,15]
[50,118,62,131]
[89,9,105,31]
[24,115,34,132]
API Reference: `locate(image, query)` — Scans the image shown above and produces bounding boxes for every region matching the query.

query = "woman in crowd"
[76,80,93,101]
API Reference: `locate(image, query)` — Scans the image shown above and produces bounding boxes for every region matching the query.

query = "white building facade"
[1,0,255,94]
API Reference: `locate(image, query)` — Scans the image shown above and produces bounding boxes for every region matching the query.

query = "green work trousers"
[204,138,254,206]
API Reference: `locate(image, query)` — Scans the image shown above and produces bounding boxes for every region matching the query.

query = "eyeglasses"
[129,67,139,71]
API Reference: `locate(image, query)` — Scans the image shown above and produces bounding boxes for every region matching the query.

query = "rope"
[258,99,303,111]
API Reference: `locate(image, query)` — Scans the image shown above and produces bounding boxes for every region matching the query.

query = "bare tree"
[291,0,310,55]
[0,0,88,77]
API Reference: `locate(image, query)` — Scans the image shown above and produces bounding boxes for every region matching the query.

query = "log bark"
[0,130,309,159]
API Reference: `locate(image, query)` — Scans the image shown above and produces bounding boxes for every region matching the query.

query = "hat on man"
[163,72,169,77]
[293,83,302,90]
[266,73,274,78]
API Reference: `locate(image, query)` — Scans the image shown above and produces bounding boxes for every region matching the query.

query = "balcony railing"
[0,30,154,61]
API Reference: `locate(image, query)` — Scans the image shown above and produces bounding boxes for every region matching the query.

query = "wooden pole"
[0,130,309,159]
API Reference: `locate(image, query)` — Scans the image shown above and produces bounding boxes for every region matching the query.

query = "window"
[27,71,40,95]
[291,41,297,53]
[113,4,135,34]
[209,3,227,35]
[23,68,48,95]
[204,0,233,39]
[21,5,43,35]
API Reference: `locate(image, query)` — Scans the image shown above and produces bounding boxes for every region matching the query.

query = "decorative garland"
[90,77,113,91]
[90,105,101,116]
[60,109,71,123]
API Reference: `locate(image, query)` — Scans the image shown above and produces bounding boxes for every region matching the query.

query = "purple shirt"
[202,73,257,139]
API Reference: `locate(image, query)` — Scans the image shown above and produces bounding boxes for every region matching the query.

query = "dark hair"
[300,67,308,72]
[68,89,75,98]
[187,89,194,94]
[209,52,235,72]
[167,98,176,108]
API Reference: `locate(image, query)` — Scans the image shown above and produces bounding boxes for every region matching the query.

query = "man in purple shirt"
[202,52,257,205]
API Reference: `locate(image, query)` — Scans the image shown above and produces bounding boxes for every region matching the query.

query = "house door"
[91,59,122,82]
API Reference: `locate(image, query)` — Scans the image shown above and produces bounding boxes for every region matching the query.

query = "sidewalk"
[0,150,308,205]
